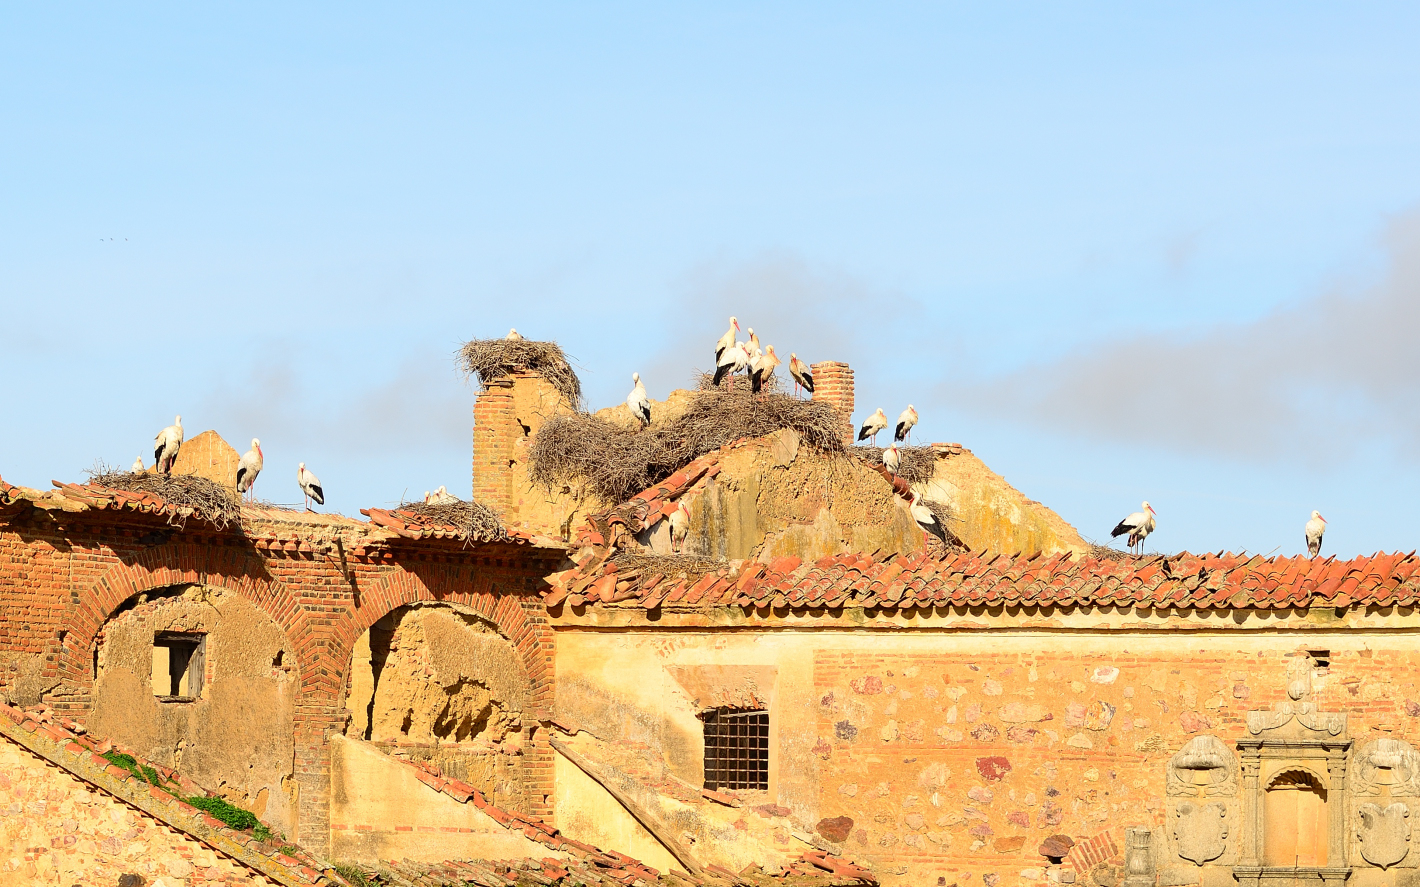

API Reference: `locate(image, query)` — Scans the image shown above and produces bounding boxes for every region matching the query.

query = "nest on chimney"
[853,445,937,485]
[529,383,846,504]
[395,497,508,543]
[85,463,243,532]
[458,338,583,409]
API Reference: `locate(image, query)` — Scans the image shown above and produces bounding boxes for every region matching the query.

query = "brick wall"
[811,361,855,446]
[472,379,517,517]
[0,512,562,856]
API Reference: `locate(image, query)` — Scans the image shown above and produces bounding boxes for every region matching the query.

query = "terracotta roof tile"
[544,550,1420,614]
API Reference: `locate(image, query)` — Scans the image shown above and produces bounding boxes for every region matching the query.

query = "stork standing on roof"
[858,408,888,446]
[298,462,324,511]
[1110,501,1156,554]
[236,438,263,502]
[883,443,900,477]
[1305,511,1327,558]
[895,405,918,445]
[153,416,183,475]
[752,345,780,394]
[669,501,690,553]
[712,342,750,391]
[909,493,943,540]
[627,372,651,429]
[789,353,814,397]
[506,328,523,341]
[715,317,740,364]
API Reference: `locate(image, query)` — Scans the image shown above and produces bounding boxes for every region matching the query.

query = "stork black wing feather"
[894,422,908,441]
[1110,519,1134,538]
[308,484,324,505]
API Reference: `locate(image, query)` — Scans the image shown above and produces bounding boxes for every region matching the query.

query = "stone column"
[1327,748,1347,869]
[810,361,855,446]
[1239,751,1262,867]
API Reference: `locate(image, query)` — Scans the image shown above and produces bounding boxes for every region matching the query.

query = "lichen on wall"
[86,584,298,840]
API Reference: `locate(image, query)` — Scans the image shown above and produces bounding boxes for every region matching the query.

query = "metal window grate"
[703,708,769,791]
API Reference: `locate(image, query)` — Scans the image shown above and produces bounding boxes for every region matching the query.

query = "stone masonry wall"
[0,733,276,886]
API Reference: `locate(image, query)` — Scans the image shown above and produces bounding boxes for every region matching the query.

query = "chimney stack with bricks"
[810,361,855,446]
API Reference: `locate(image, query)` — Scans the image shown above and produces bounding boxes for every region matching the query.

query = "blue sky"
[3,5,1419,556]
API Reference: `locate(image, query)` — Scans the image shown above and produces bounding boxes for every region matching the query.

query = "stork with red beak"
[1305,511,1327,558]
[894,405,918,445]
[153,415,184,475]
[298,462,324,511]
[1110,501,1156,554]
[788,353,814,397]
[236,438,264,502]
[858,408,888,446]
[751,345,780,394]
[715,317,740,365]
[712,342,750,390]
[883,443,900,477]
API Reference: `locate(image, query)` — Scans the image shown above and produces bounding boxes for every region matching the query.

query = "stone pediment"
[1245,701,1347,741]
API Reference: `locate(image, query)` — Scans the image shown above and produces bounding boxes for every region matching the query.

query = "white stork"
[153,415,184,475]
[858,408,888,446]
[627,372,651,429]
[714,317,740,364]
[883,443,900,477]
[894,405,919,444]
[430,485,455,504]
[506,328,524,341]
[712,342,750,390]
[236,438,264,502]
[669,501,690,553]
[745,329,763,364]
[788,353,814,397]
[298,462,324,511]
[1305,511,1327,558]
[131,456,144,474]
[909,493,943,540]
[1110,501,1156,554]
[751,345,780,394]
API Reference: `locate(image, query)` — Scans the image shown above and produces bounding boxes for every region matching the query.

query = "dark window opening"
[153,632,205,700]
[703,708,769,791]
[1307,650,1331,669]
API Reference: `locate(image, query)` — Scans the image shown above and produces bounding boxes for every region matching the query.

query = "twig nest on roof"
[396,497,508,543]
[458,337,582,408]
[84,464,242,531]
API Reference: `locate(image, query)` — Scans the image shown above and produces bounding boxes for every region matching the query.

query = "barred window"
[703,708,769,791]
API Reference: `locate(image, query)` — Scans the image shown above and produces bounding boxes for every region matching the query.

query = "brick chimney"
[811,361,855,446]
[472,379,517,517]
[472,370,578,531]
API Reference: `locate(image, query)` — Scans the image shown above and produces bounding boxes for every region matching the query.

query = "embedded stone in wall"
[1166,735,1236,798]
[1357,802,1411,869]
[1353,737,1420,796]
[1172,801,1227,865]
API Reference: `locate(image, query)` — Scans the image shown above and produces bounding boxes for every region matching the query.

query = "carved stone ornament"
[1173,800,1228,866]
[1123,827,1155,887]
[1245,700,1346,736]
[1353,737,1420,797]
[1358,802,1411,869]
[1167,735,1237,797]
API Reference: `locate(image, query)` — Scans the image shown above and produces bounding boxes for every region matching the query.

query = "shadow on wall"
[342,602,533,812]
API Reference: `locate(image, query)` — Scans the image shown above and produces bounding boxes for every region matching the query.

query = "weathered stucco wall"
[342,602,533,812]
[552,749,682,873]
[88,584,298,837]
[328,734,556,865]
[0,733,275,886]
[553,614,1420,887]
[919,449,1089,557]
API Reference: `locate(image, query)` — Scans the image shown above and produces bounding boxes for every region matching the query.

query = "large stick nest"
[396,498,508,543]
[853,445,937,485]
[458,338,582,408]
[530,386,845,504]
[85,465,243,531]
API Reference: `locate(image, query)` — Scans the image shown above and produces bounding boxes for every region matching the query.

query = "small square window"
[703,708,769,791]
[152,633,205,700]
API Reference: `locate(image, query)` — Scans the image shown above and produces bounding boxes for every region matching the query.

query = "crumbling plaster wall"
[343,603,534,812]
[87,585,298,838]
[553,610,1420,887]
[918,450,1089,557]
[0,734,275,886]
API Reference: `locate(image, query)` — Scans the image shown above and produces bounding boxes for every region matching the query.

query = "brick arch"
[58,544,307,695]
[316,563,550,719]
